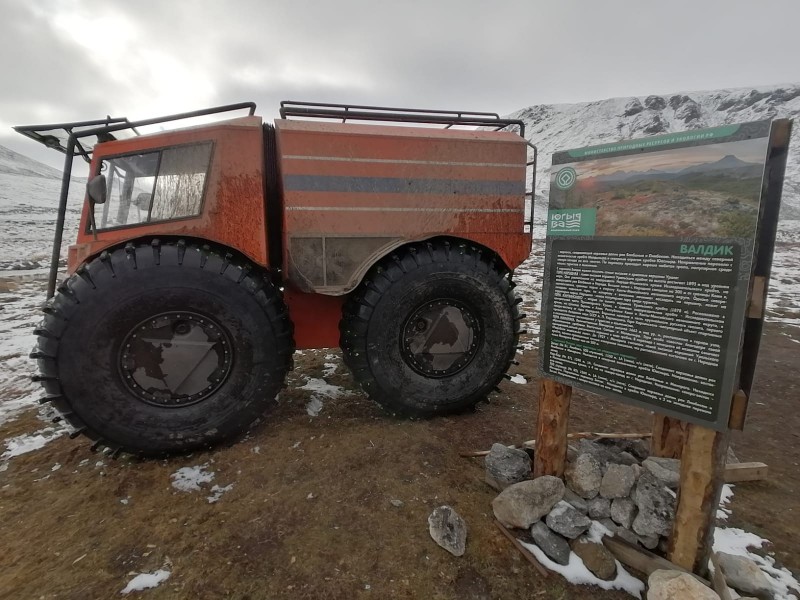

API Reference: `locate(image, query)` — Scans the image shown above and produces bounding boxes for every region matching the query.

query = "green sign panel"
[540,119,780,431]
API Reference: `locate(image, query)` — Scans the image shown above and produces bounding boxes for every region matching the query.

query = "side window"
[96,142,212,231]
[150,144,213,220]
[100,152,158,229]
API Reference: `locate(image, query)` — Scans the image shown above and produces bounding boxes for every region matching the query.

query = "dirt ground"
[1,322,798,600]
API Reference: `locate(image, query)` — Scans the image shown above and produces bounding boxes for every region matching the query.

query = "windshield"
[96,142,213,231]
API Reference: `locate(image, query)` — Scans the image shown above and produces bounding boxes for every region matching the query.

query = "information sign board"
[540,121,776,429]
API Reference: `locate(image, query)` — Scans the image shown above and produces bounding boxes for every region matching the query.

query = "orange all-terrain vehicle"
[16,101,535,455]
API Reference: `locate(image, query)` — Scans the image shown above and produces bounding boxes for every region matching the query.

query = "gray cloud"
[2,0,798,169]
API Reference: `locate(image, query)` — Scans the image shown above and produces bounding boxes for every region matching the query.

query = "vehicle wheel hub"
[119,311,233,407]
[401,299,481,378]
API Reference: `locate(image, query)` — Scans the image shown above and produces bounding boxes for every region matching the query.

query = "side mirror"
[87,174,107,205]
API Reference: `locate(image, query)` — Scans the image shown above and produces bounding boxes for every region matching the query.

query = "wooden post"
[534,378,571,478]
[651,414,688,458]
[667,423,728,574]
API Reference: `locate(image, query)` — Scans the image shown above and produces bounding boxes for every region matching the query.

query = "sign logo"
[547,208,596,236]
[555,167,577,190]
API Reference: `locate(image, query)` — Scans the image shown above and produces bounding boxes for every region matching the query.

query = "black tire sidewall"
[364,263,515,413]
[58,254,286,453]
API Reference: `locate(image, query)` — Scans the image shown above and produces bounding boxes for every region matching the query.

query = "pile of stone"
[563,438,680,553]
[486,437,683,580]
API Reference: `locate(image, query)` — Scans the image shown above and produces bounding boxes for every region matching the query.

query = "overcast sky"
[2,0,798,169]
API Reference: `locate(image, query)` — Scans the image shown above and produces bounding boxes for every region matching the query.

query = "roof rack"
[14,102,257,163]
[14,116,135,162]
[14,101,257,300]
[279,100,525,137]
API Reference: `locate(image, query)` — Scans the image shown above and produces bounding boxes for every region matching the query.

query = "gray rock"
[623,98,644,116]
[597,518,618,536]
[642,114,666,134]
[625,439,651,461]
[484,443,531,491]
[566,444,579,463]
[390,499,404,508]
[530,521,571,565]
[643,457,681,489]
[610,497,637,529]
[597,437,650,461]
[631,464,644,481]
[644,95,667,110]
[631,473,676,537]
[637,533,659,549]
[717,552,774,599]
[676,100,701,123]
[571,536,617,580]
[492,476,564,529]
[647,569,720,600]
[562,488,589,514]
[616,527,640,546]
[546,500,592,539]
[428,506,467,557]
[600,464,637,499]
[587,496,611,519]
[669,94,691,109]
[566,453,602,499]
[616,451,639,466]
[576,439,619,471]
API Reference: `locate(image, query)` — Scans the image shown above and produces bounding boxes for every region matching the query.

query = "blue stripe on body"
[283,174,524,196]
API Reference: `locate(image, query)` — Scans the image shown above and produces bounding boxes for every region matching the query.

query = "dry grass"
[1,329,799,599]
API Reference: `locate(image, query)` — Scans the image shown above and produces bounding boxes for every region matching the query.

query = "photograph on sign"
[540,121,774,430]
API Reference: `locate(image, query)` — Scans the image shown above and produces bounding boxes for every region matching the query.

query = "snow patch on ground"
[520,540,645,598]
[301,377,347,417]
[120,569,171,594]
[713,527,800,600]
[306,397,324,417]
[586,519,614,544]
[300,378,346,398]
[323,362,338,377]
[207,483,234,504]
[509,374,527,384]
[716,483,734,521]
[1,426,66,462]
[0,278,48,425]
[170,464,215,492]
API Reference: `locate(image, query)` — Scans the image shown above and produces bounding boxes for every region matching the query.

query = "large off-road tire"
[32,240,294,456]
[340,240,521,417]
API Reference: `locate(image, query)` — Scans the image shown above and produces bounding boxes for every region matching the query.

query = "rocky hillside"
[512,84,800,220]
[0,145,63,179]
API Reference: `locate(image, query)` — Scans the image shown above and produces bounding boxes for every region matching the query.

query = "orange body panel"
[284,288,345,349]
[274,120,531,296]
[66,113,531,350]
[68,117,268,272]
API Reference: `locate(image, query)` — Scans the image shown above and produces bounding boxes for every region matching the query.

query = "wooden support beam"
[667,423,729,575]
[724,462,768,483]
[650,414,688,458]
[728,390,749,431]
[602,536,709,586]
[534,379,571,478]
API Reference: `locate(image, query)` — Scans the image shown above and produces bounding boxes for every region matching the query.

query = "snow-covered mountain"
[511,83,800,221]
[0,144,62,179]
